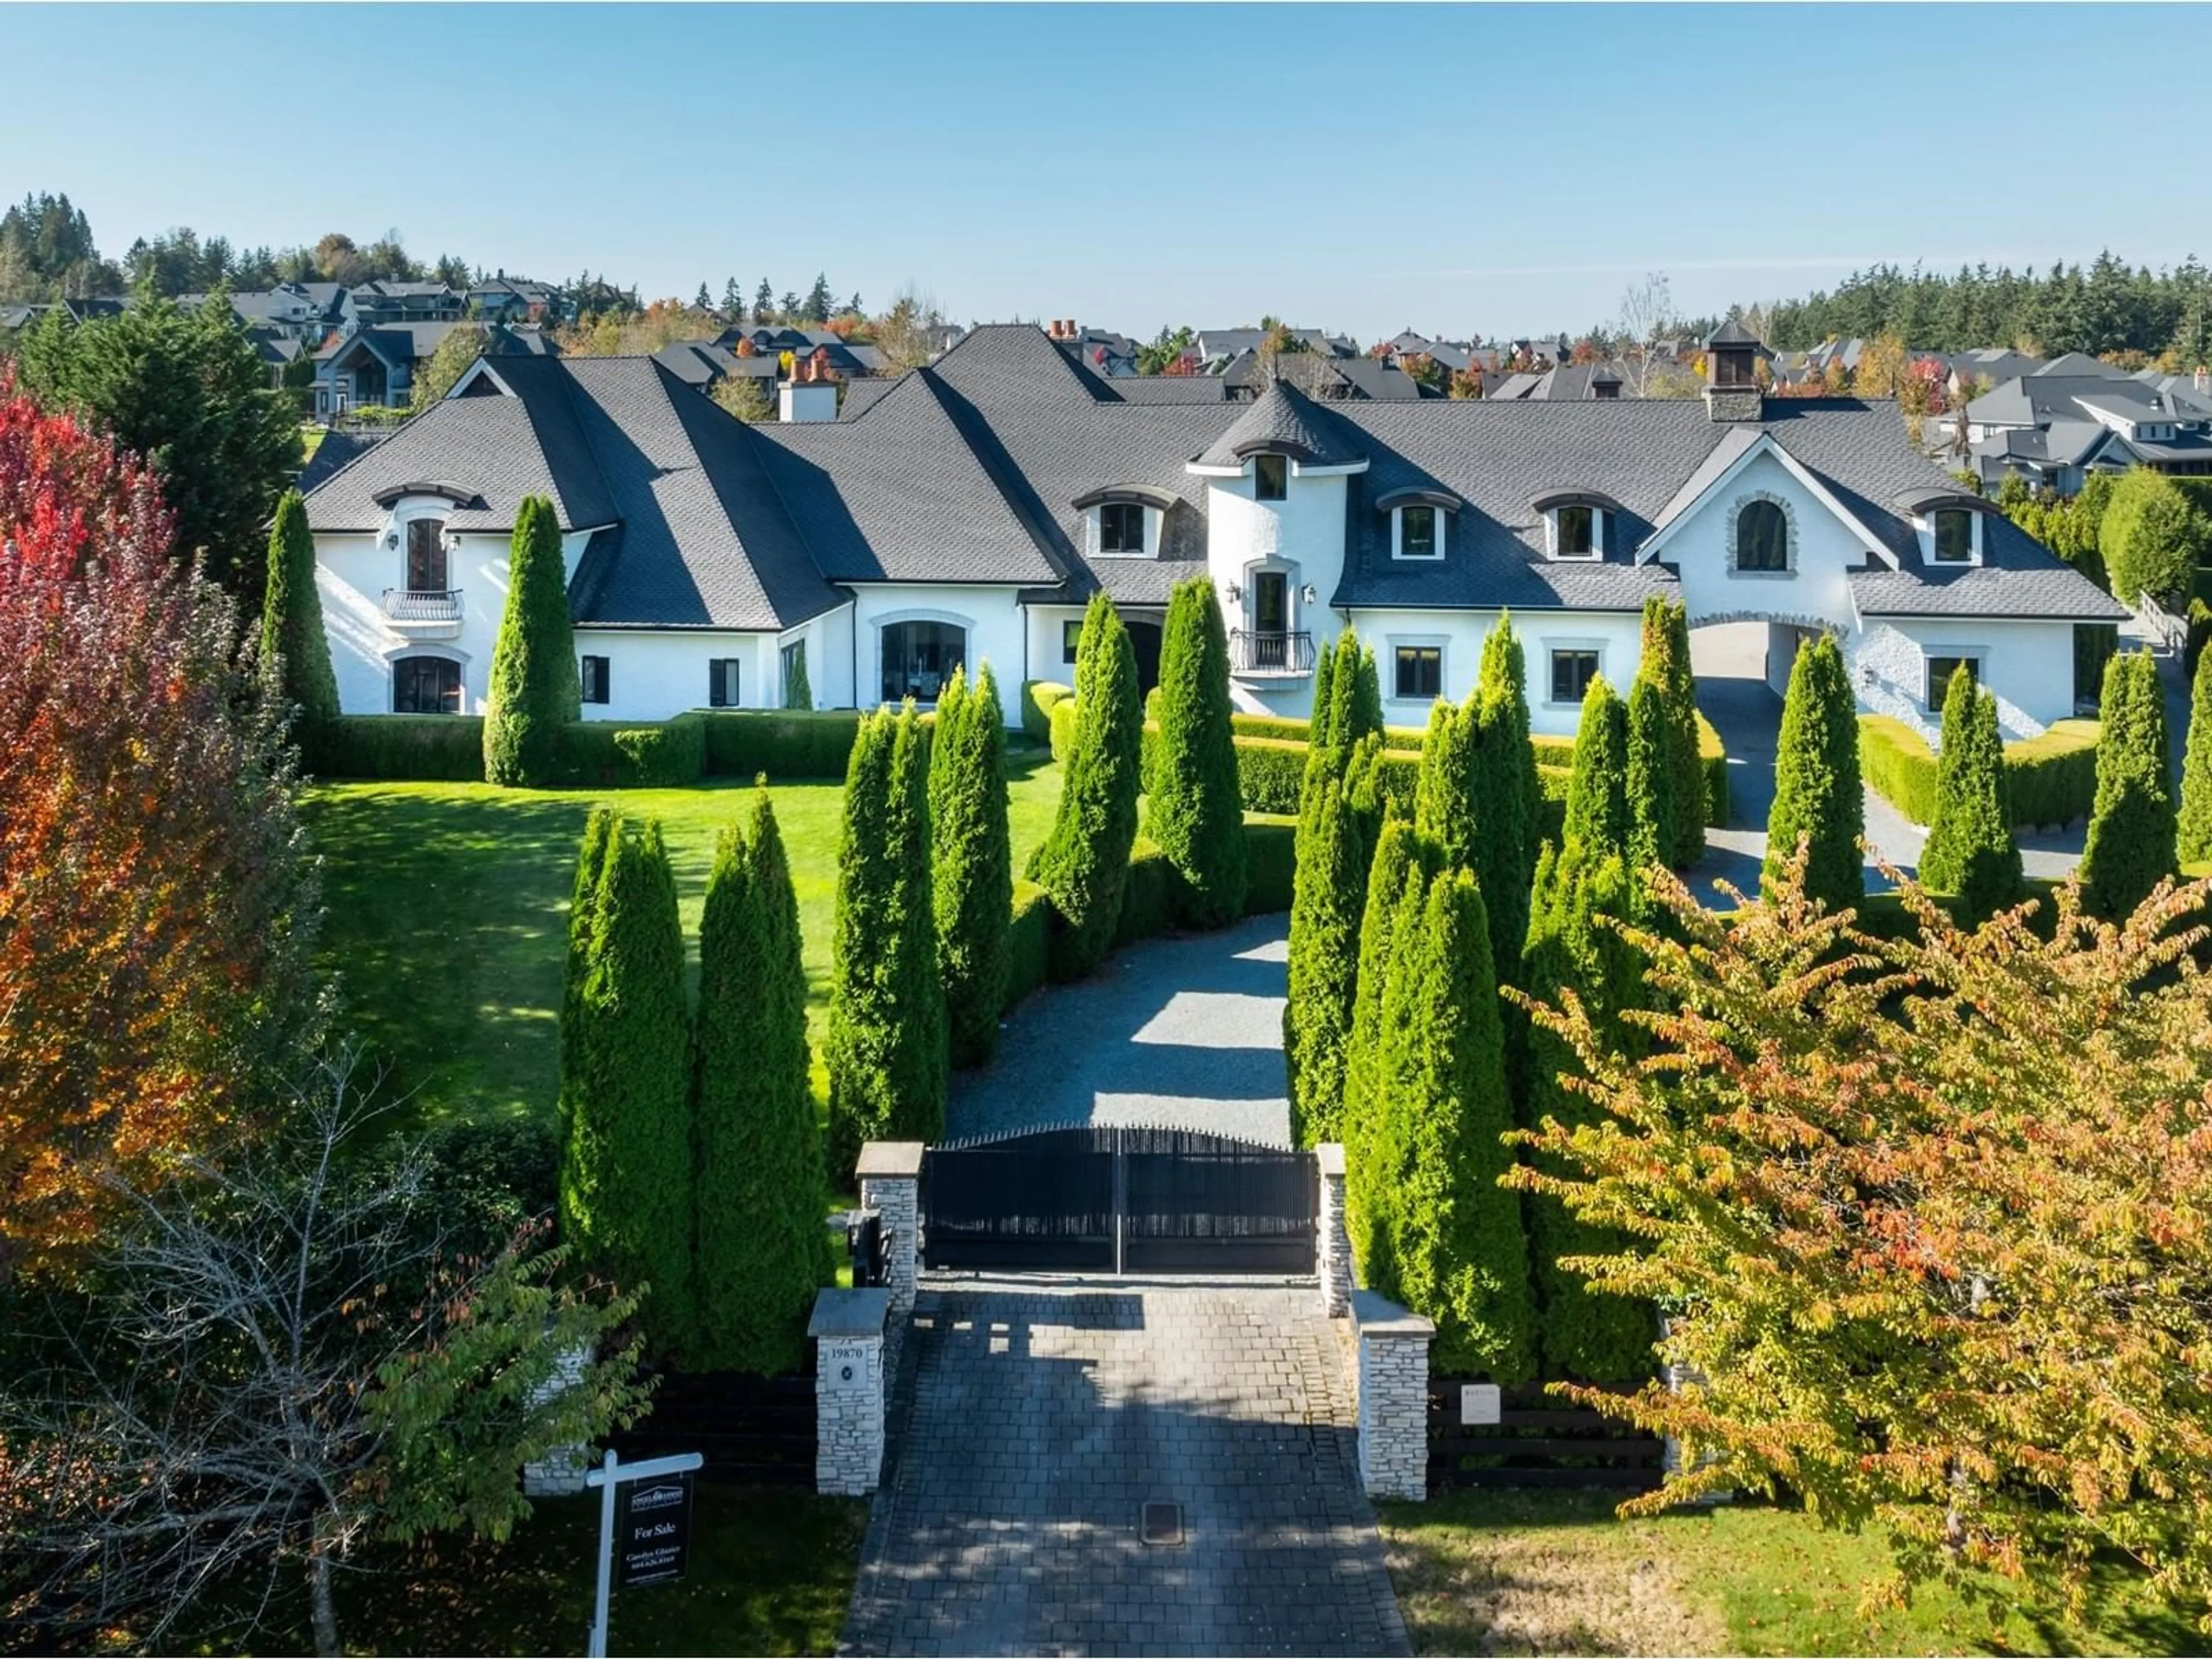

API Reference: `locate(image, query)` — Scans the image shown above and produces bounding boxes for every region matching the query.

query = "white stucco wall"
[1851,616,2081,743]
[1025,604,1088,688]
[1346,607,1647,740]
[316,514,591,714]
[571,629,779,722]
[847,584,1027,726]
[1661,448,1877,636]
[1204,463,1354,717]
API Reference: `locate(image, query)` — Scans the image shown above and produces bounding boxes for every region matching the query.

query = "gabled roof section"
[1635,424,1900,569]
[1191,381,1366,469]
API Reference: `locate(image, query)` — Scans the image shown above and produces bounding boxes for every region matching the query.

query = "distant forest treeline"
[1737,252,2212,364]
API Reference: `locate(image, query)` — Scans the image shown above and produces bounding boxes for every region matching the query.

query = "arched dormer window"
[1530,490,1620,562]
[1072,484,1176,560]
[1377,486,1460,562]
[1733,495,1791,573]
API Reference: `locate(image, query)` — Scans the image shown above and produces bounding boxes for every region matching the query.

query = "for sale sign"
[615,1471,694,1588]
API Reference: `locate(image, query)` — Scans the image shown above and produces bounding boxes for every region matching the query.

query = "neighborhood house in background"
[298,322,2126,743]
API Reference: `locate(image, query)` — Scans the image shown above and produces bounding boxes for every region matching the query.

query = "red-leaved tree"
[0,370,322,1276]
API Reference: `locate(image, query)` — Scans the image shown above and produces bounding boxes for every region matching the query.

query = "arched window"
[393,655,461,713]
[1736,498,1789,572]
[880,620,966,703]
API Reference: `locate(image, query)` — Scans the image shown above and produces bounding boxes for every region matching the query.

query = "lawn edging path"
[944,912,1291,1147]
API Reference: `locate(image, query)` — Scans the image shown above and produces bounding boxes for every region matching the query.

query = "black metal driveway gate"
[921,1125,1316,1275]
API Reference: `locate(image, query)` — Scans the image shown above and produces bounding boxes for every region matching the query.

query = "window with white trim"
[1396,503,1440,559]
[1393,644,1442,699]
[1933,508,1975,564]
[1550,648,1600,704]
[392,655,461,713]
[581,654,610,705]
[1736,498,1789,571]
[708,657,741,707]
[1062,619,1082,664]
[1099,502,1146,555]
[1551,504,1601,560]
[1253,453,1288,501]
[1926,652,1980,710]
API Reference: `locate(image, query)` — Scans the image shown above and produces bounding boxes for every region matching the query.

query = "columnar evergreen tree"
[783,639,812,710]
[555,805,615,1221]
[1147,576,1248,926]
[1624,676,1676,885]
[1764,633,1864,910]
[1476,615,1541,948]
[1031,593,1142,978]
[1285,733,1383,1145]
[692,786,831,1374]
[259,489,339,726]
[560,817,695,1355]
[1412,694,1478,872]
[1561,674,1630,863]
[1918,673,2024,920]
[1516,840,1656,1383]
[931,664,1013,1067]
[2080,649,2177,918]
[1307,639,1338,751]
[827,704,948,1175]
[1372,869,1537,1380]
[2177,643,2212,866]
[482,495,580,786]
[1640,596,1705,863]
[1347,839,1434,1286]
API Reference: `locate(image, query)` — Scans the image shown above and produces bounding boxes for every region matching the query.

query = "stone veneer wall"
[521,1342,593,1497]
[1351,1290,1433,1502]
[1316,1144,1351,1321]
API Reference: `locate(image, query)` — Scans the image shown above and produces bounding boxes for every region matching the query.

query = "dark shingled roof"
[300,325,2115,630]
[1193,382,1367,468]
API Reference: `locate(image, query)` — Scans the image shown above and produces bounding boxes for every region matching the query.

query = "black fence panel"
[607,1364,817,1486]
[922,1126,1115,1270]
[1426,1378,1665,1493]
[1122,1127,1317,1273]
[921,1125,1315,1275]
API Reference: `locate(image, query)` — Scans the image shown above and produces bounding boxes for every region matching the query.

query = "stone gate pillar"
[810,1287,888,1497]
[1353,1290,1433,1502]
[1315,1143,1352,1320]
[855,1141,923,1324]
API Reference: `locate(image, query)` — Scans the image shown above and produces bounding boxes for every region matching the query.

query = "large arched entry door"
[879,619,967,704]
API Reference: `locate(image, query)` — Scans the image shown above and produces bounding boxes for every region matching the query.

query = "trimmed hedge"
[1048,695,1080,763]
[1023,680,1074,745]
[303,715,488,781]
[1859,714,2101,831]
[702,709,864,779]
[554,715,709,788]
[1005,878,1053,1009]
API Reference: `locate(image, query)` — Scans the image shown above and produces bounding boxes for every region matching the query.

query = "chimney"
[1700,320,1765,422]
[2196,365,2209,397]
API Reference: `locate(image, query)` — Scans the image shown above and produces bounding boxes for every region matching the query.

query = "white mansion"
[301,321,2125,744]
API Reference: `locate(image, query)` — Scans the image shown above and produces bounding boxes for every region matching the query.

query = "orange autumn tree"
[0,372,322,1276]
[1513,851,2212,1628]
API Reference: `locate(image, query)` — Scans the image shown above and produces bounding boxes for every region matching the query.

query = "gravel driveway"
[945,912,1291,1148]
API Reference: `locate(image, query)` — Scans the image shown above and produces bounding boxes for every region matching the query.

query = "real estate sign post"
[584,1448,703,1657]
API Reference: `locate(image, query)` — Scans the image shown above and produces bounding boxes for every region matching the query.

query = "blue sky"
[3,3,2203,343]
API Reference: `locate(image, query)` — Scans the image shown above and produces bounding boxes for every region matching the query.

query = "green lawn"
[302,745,1063,1136]
[1380,1490,2199,1657]
[181,1485,864,1656]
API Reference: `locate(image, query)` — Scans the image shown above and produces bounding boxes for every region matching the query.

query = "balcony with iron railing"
[381,588,464,638]
[1228,628,1316,678]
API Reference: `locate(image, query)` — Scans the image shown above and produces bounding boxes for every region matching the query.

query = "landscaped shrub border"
[1859,714,2101,831]
[312,709,880,786]
[1023,680,1075,746]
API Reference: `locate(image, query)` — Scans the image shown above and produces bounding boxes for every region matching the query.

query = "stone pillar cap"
[808,1286,890,1338]
[1351,1289,1435,1337]
[1315,1143,1345,1176]
[855,1141,926,1179]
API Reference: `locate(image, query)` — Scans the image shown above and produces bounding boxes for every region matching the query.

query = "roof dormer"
[1531,488,1624,561]
[1187,381,1369,480]
[1376,486,1460,562]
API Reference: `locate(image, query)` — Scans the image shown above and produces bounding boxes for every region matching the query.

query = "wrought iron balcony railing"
[381,588,463,623]
[1229,628,1315,676]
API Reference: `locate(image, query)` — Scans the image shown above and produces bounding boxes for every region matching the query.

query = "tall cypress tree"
[826,710,896,1176]
[1764,633,1864,910]
[1147,576,1248,926]
[1479,613,1542,901]
[259,488,339,726]
[2081,649,2177,919]
[2178,642,2212,867]
[483,494,580,786]
[1412,695,1478,873]
[1561,674,1630,864]
[884,704,947,1139]
[561,818,694,1355]
[1919,674,2024,921]
[1374,869,1537,1381]
[1031,593,1142,978]
[1641,596,1705,863]
[1285,733,1382,1146]
[1307,638,1338,752]
[556,805,615,1227]
[1625,675,1676,887]
[692,786,831,1374]
[1518,840,1654,1383]
[931,664,1013,1067]
[783,640,813,710]
[1349,846,1433,1288]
